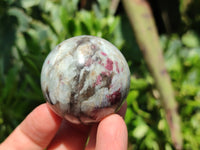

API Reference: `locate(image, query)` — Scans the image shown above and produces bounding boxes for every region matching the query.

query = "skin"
[0,103,127,150]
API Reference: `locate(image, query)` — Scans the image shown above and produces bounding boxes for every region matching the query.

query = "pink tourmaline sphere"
[41,35,130,124]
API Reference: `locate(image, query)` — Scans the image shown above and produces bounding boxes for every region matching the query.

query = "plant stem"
[109,0,120,15]
[122,0,182,149]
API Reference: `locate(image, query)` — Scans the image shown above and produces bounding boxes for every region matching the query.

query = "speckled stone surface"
[41,35,130,124]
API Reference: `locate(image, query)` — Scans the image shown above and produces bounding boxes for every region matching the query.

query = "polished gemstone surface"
[41,35,130,124]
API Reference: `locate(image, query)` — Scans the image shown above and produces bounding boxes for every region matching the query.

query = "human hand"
[0,103,127,150]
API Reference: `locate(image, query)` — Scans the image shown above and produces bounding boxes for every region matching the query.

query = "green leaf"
[21,0,40,9]
[0,67,18,105]
[130,77,148,90]
[8,7,31,32]
[67,18,76,36]
[25,74,41,94]
[62,0,79,14]
[125,108,134,124]
[184,48,200,67]
[16,48,40,76]
[132,123,149,139]
[78,10,93,32]
[126,90,139,106]
[182,31,200,48]
[180,83,199,96]
[97,0,110,15]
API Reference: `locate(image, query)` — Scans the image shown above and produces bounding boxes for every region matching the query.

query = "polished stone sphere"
[41,35,130,124]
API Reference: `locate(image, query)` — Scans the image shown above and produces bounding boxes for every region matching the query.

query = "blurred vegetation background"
[0,0,200,149]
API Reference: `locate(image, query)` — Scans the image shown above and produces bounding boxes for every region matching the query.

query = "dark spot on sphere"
[107,88,121,105]
[45,87,53,105]
[76,37,90,46]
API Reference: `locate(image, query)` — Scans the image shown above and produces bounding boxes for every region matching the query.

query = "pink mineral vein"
[105,58,113,71]
[85,58,93,66]
[101,71,110,76]
[115,61,120,73]
[106,88,121,105]
[95,74,102,85]
[98,59,104,66]
[101,51,107,56]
